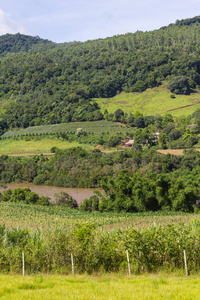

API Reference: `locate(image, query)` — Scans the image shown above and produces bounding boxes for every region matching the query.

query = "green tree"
[167,76,191,95]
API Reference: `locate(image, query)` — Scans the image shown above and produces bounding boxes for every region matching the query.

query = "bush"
[80,195,99,212]
[33,174,47,185]
[132,80,146,92]
[0,188,50,206]
[50,146,59,153]
[54,192,78,208]
[167,76,191,95]
[37,195,51,206]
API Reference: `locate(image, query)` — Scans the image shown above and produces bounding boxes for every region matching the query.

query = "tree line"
[1,147,200,212]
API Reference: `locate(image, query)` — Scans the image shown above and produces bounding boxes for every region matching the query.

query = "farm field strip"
[2,120,128,139]
[0,202,198,231]
[0,138,92,155]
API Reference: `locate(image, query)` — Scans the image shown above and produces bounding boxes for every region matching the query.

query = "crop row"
[2,120,130,138]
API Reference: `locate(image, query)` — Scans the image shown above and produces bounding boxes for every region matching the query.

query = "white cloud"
[0,9,29,35]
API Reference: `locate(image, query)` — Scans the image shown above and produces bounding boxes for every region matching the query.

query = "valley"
[1,16,200,281]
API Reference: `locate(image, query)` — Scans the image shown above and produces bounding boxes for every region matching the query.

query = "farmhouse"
[125,139,134,147]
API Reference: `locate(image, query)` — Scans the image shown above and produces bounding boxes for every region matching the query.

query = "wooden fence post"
[183,249,188,276]
[22,251,25,276]
[71,253,74,275]
[126,249,131,275]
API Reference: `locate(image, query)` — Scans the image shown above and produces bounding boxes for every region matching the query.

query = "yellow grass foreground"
[0,273,200,300]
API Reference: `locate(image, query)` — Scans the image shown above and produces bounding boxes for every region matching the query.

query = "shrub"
[33,174,47,185]
[167,76,191,94]
[0,188,50,206]
[54,192,78,208]
[80,195,99,212]
[50,146,59,153]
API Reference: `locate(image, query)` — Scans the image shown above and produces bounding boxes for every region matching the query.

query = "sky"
[0,0,200,43]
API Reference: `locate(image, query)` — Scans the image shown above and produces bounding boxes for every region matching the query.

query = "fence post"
[126,249,131,275]
[183,249,188,276]
[71,253,74,275]
[22,251,25,276]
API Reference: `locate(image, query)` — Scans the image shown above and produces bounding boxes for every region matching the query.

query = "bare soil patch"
[118,101,127,104]
[157,149,200,155]
[157,149,184,155]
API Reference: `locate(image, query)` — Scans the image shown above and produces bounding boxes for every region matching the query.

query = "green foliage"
[114,109,124,122]
[99,171,199,213]
[1,217,200,274]
[50,146,59,153]
[80,195,100,212]
[0,187,50,205]
[132,80,146,92]
[167,76,191,95]
[0,33,55,57]
[54,192,78,208]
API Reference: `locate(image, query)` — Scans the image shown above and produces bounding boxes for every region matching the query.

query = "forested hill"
[0,33,55,56]
[1,16,200,129]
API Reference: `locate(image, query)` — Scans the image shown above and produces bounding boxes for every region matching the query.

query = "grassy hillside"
[95,85,200,117]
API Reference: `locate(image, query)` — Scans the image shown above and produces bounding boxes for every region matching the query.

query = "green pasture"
[0,202,197,231]
[94,86,200,117]
[0,273,200,300]
[0,138,92,155]
[2,120,127,139]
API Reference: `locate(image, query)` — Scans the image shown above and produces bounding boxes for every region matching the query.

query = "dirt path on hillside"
[167,101,200,112]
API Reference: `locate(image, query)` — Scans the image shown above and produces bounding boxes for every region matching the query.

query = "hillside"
[95,85,200,117]
[0,33,55,56]
[1,16,200,131]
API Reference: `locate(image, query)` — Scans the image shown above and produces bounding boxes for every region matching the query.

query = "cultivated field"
[1,202,200,277]
[0,202,198,231]
[2,120,129,139]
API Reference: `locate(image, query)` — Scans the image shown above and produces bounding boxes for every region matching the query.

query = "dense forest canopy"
[0,33,55,57]
[1,16,200,129]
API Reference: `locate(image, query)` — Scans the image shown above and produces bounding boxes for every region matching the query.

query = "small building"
[125,139,134,147]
